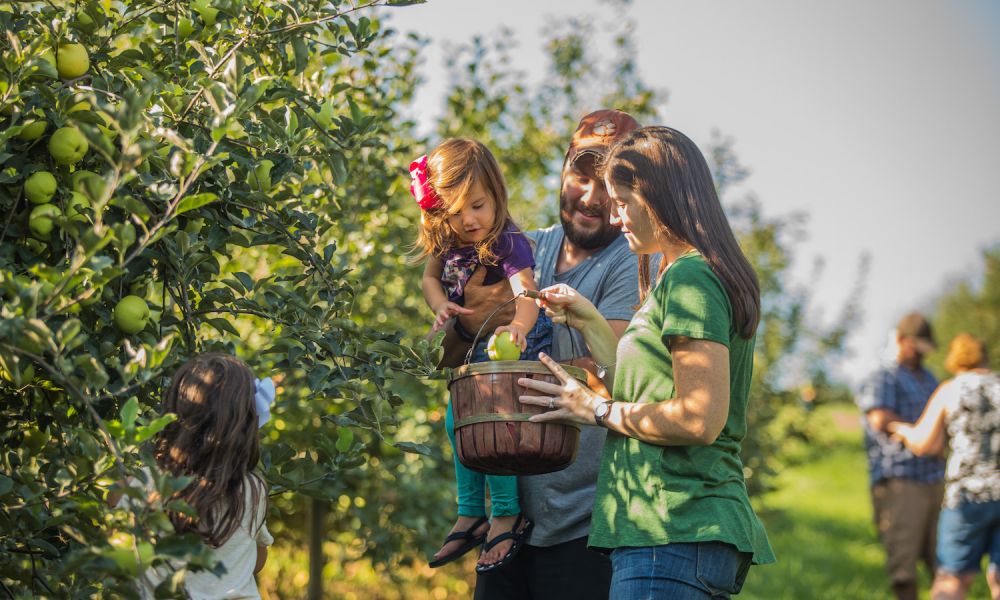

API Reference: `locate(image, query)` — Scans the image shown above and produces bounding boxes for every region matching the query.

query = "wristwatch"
[593,400,613,427]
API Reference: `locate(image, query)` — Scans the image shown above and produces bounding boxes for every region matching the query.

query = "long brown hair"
[410,138,513,265]
[155,353,263,548]
[604,126,761,338]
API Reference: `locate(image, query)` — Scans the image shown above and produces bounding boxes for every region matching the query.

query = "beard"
[560,199,621,251]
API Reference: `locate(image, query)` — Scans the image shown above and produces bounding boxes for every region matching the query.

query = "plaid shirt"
[857,362,946,485]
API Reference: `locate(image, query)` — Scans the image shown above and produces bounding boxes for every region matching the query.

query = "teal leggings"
[446,398,520,517]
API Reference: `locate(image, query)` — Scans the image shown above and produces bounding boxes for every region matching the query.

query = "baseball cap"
[897,312,936,354]
[565,109,641,167]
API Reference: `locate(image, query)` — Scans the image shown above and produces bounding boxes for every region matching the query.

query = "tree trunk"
[307,498,327,600]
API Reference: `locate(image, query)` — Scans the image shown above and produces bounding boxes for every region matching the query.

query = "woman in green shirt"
[519,126,774,598]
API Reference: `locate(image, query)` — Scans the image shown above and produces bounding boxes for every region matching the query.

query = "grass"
[740,403,908,599]
[259,403,991,599]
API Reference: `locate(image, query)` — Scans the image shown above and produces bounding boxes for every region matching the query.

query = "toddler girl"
[411,138,549,572]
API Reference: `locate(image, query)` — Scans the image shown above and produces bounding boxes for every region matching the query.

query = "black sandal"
[428,516,490,568]
[475,514,534,573]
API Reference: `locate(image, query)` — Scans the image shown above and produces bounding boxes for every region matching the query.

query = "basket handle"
[465,290,531,365]
[463,289,581,366]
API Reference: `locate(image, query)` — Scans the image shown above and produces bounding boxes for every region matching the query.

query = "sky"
[389,0,1000,386]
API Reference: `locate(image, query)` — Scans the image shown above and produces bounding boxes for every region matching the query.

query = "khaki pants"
[872,478,945,586]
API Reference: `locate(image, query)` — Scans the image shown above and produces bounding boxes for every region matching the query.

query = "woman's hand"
[536,284,600,331]
[518,352,603,425]
[432,301,474,332]
[888,422,916,445]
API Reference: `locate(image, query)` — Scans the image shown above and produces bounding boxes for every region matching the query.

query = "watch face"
[595,402,610,419]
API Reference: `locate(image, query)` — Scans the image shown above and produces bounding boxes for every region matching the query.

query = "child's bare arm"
[495,268,540,349]
[422,257,448,311]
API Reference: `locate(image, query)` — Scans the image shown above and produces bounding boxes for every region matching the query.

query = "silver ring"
[547,398,555,409]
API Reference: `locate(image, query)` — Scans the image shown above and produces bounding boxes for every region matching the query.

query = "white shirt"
[121,471,273,599]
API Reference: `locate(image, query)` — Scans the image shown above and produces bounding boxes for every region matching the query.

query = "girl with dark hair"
[120,353,273,598]
[519,126,774,598]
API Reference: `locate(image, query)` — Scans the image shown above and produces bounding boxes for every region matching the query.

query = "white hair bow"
[254,377,275,429]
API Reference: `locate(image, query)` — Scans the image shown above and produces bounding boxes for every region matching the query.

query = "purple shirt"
[440,223,534,301]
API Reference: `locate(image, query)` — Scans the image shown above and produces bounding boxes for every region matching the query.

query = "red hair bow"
[409,155,441,211]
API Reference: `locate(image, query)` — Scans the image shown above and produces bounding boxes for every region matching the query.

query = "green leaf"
[135,413,178,443]
[121,397,139,429]
[175,193,218,216]
[0,474,12,496]
[234,272,254,292]
[335,428,354,453]
[393,441,432,456]
[204,318,240,337]
[292,37,309,75]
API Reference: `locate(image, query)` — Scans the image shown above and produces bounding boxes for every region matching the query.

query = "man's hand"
[866,408,905,435]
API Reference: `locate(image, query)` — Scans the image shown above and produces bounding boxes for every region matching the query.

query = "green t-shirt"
[588,253,775,565]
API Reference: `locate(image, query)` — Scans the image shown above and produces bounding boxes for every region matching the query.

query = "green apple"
[114,295,150,334]
[65,191,90,222]
[40,49,56,69]
[75,11,96,33]
[49,127,88,165]
[28,50,57,79]
[487,331,521,361]
[70,169,98,191]
[24,171,57,204]
[56,43,90,79]
[16,119,47,141]
[249,159,273,192]
[67,100,91,113]
[28,204,61,239]
[107,532,153,576]
[75,171,106,201]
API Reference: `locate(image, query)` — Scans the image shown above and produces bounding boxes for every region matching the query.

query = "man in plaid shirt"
[857,312,946,600]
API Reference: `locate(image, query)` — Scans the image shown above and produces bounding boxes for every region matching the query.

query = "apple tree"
[0,0,441,596]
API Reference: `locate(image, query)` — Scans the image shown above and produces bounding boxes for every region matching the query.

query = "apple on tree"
[56,43,90,79]
[24,171,57,204]
[15,119,47,141]
[48,127,88,165]
[487,331,521,361]
[249,160,274,192]
[65,192,90,222]
[28,204,61,239]
[106,532,154,577]
[114,295,150,334]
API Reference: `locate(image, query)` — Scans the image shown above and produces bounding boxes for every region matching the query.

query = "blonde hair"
[411,138,512,265]
[944,333,987,374]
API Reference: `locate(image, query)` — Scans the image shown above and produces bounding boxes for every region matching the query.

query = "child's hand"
[432,301,474,332]
[494,324,528,351]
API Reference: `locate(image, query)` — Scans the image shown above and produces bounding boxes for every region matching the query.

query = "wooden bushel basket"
[448,360,587,476]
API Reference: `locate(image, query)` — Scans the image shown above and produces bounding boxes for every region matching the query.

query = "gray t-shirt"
[521,224,640,546]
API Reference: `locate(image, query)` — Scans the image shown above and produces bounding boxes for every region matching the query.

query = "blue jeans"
[937,500,1000,575]
[610,542,752,599]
